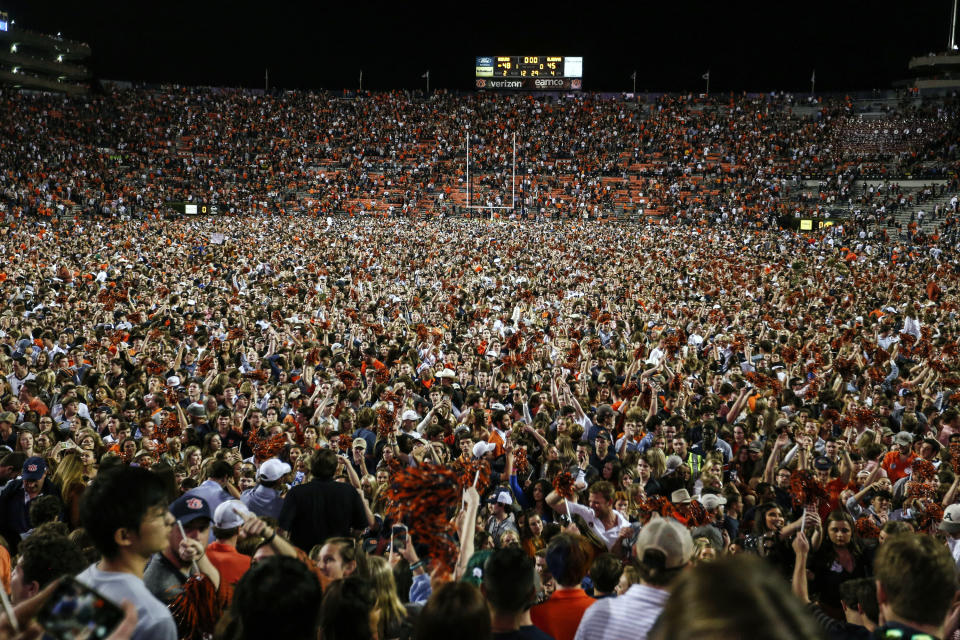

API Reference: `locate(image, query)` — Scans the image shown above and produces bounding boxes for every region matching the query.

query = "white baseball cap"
[166,376,181,387]
[473,441,497,458]
[634,514,694,569]
[941,504,960,533]
[258,458,292,482]
[213,500,252,530]
[401,409,420,422]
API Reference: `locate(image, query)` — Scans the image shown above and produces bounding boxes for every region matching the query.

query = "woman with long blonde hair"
[645,447,667,479]
[366,555,411,640]
[52,449,87,529]
[555,435,577,466]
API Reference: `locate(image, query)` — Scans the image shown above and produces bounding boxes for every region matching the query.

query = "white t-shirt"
[77,563,177,640]
[565,500,629,549]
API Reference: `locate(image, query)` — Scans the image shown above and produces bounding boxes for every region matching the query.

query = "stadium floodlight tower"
[465,126,517,217]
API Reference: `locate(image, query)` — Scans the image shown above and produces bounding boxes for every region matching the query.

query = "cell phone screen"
[391,524,408,545]
[37,577,125,640]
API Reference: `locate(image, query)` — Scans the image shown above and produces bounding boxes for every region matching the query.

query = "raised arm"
[763,432,790,484]
[943,474,960,507]
[523,422,549,451]
[453,487,481,580]
[836,445,853,486]
[725,386,750,424]
[545,488,567,515]
[340,454,376,527]
[791,530,810,604]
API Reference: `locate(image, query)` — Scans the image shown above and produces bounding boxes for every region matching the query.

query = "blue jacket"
[0,477,60,553]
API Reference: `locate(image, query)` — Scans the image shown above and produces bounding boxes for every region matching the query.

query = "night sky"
[2,0,954,93]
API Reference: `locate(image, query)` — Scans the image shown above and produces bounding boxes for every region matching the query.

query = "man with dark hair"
[874,533,957,639]
[836,579,875,635]
[530,533,594,640]
[27,493,62,529]
[575,515,692,640]
[19,379,48,417]
[6,355,34,399]
[213,409,243,449]
[10,533,87,603]
[0,451,26,488]
[184,459,235,536]
[76,466,177,640]
[851,578,879,632]
[228,556,323,640]
[482,546,552,639]
[143,493,221,604]
[278,448,373,552]
[588,553,623,599]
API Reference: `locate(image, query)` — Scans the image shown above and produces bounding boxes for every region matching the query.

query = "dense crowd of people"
[0,88,958,223]
[0,86,959,640]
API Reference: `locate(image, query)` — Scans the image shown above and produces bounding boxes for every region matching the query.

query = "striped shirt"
[574,583,669,640]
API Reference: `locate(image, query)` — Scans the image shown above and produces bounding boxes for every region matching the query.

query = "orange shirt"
[488,429,506,457]
[359,359,386,376]
[0,544,9,594]
[205,542,251,597]
[531,588,596,640]
[882,450,916,483]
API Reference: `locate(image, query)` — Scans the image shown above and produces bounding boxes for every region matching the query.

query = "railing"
[0,50,89,79]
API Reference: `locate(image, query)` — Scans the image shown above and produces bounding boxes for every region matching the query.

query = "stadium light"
[57,55,63,62]
[951,0,958,51]
[10,44,16,53]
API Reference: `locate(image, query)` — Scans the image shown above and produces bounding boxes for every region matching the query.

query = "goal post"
[465,129,517,215]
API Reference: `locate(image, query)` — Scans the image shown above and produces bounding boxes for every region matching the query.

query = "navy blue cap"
[22,456,47,480]
[169,493,212,525]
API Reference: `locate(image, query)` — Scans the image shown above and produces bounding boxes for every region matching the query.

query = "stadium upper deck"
[0,88,957,225]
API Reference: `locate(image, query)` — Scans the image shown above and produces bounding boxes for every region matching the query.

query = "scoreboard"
[168,201,219,215]
[475,56,582,90]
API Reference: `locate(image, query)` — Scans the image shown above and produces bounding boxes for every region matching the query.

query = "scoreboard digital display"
[168,202,219,215]
[476,56,582,90]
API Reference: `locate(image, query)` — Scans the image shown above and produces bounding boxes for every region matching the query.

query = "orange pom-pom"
[855,517,880,539]
[169,574,222,640]
[386,463,462,574]
[553,472,575,500]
